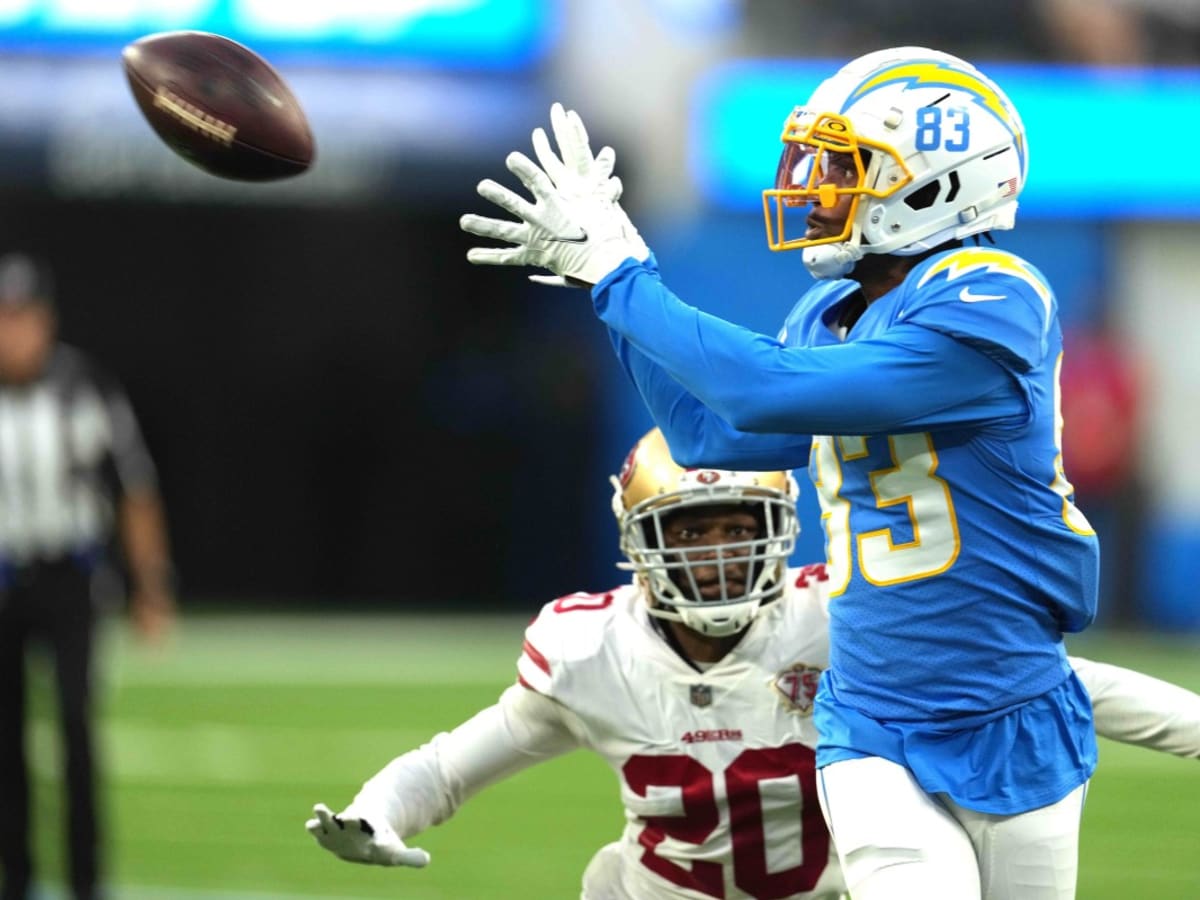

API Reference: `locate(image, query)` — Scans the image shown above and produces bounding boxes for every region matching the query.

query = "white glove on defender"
[460,102,649,287]
[305,802,431,867]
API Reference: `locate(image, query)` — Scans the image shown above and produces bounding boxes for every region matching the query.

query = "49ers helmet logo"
[618,445,638,487]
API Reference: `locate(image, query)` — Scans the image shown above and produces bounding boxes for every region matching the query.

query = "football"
[122,30,315,181]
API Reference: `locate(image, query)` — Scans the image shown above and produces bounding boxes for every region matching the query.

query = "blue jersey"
[594,246,1099,812]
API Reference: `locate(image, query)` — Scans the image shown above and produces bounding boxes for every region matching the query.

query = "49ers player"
[307,429,1200,900]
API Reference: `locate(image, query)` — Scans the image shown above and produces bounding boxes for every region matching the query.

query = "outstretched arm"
[609,326,814,470]
[118,488,177,642]
[597,262,1024,466]
[307,684,580,866]
[461,103,1027,467]
[1070,656,1200,759]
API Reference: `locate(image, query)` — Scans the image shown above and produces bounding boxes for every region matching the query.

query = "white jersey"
[345,567,1199,900]
[1068,656,1200,759]
[517,568,843,900]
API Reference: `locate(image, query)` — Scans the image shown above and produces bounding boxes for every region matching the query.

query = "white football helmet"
[762,46,1027,279]
[611,429,798,637]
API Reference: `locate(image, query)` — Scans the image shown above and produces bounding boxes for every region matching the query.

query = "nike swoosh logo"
[548,230,589,244]
[959,287,1006,303]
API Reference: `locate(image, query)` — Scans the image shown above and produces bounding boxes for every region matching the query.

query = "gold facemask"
[762,110,915,251]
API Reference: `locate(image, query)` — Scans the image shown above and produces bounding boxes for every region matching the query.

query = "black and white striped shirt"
[0,344,157,567]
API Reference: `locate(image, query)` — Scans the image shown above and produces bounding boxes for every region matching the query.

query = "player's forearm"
[119,489,176,592]
[352,685,580,837]
[594,263,1022,438]
[1071,656,1200,759]
[595,262,807,434]
[608,327,811,469]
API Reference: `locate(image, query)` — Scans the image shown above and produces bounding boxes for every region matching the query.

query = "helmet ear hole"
[904,180,941,211]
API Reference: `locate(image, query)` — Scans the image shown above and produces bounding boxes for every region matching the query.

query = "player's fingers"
[311,803,337,834]
[504,152,556,200]
[354,817,376,836]
[474,178,536,222]
[595,145,616,180]
[549,102,573,160]
[393,846,432,868]
[459,213,525,244]
[477,176,540,224]
[466,246,528,267]
[561,107,595,175]
[548,101,569,150]
[606,175,624,202]
[336,814,370,836]
[531,127,565,184]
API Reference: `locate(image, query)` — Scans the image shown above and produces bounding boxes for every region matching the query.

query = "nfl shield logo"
[690,684,713,707]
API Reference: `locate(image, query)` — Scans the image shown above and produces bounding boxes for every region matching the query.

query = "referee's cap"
[0,253,55,311]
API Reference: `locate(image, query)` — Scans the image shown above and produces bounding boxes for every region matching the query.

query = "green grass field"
[23,613,1200,899]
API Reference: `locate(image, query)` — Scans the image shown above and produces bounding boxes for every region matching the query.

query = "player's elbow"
[1060,608,1097,634]
[667,444,713,468]
[667,428,763,470]
[721,399,796,435]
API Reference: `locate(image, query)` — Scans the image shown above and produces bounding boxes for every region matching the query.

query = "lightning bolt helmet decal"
[844,58,1026,181]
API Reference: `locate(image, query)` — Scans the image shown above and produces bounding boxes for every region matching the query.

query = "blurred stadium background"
[2,0,1197,897]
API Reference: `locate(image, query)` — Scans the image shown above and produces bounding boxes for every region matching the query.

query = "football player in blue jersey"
[460,47,1099,900]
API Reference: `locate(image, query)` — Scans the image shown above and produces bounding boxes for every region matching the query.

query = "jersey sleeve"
[347,683,580,838]
[517,602,560,697]
[102,386,159,494]
[61,347,159,496]
[904,248,1055,374]
[1070,656,1200,759]
[78,351,159,495]
[594,261,1024,457]
[607,327,816,470]
[517,594,618,701]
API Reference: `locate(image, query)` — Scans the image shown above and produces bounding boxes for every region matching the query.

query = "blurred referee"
[0,253,177,900]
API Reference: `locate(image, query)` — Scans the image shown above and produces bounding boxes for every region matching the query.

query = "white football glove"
[305,802,430,868]
[460,102,649,287]
[526,102,626,288]
[530,102,622,207]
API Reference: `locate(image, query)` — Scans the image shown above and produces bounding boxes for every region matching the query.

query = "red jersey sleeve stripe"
[518,674,544,693]
[522,639,551,676]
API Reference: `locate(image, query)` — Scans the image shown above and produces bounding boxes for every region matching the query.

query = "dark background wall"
[1,0,1195,626]
[0,190,613,608]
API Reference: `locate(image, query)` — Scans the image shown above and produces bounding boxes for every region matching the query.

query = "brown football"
[122,30,315,181]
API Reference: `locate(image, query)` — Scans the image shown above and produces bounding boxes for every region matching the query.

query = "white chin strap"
[648,598,760,638]
[802,242,864,280]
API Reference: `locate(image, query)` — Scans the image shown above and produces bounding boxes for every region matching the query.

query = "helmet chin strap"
[802,241,864,280]
[801,222,971,280]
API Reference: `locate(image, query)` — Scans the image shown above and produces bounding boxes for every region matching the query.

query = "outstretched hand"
[305,803,431,868]
[460,102,648,287]
[529,102,622,205]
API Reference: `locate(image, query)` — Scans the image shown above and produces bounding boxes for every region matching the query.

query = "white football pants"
[580,842,633,900]
[818,756,1087,900]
